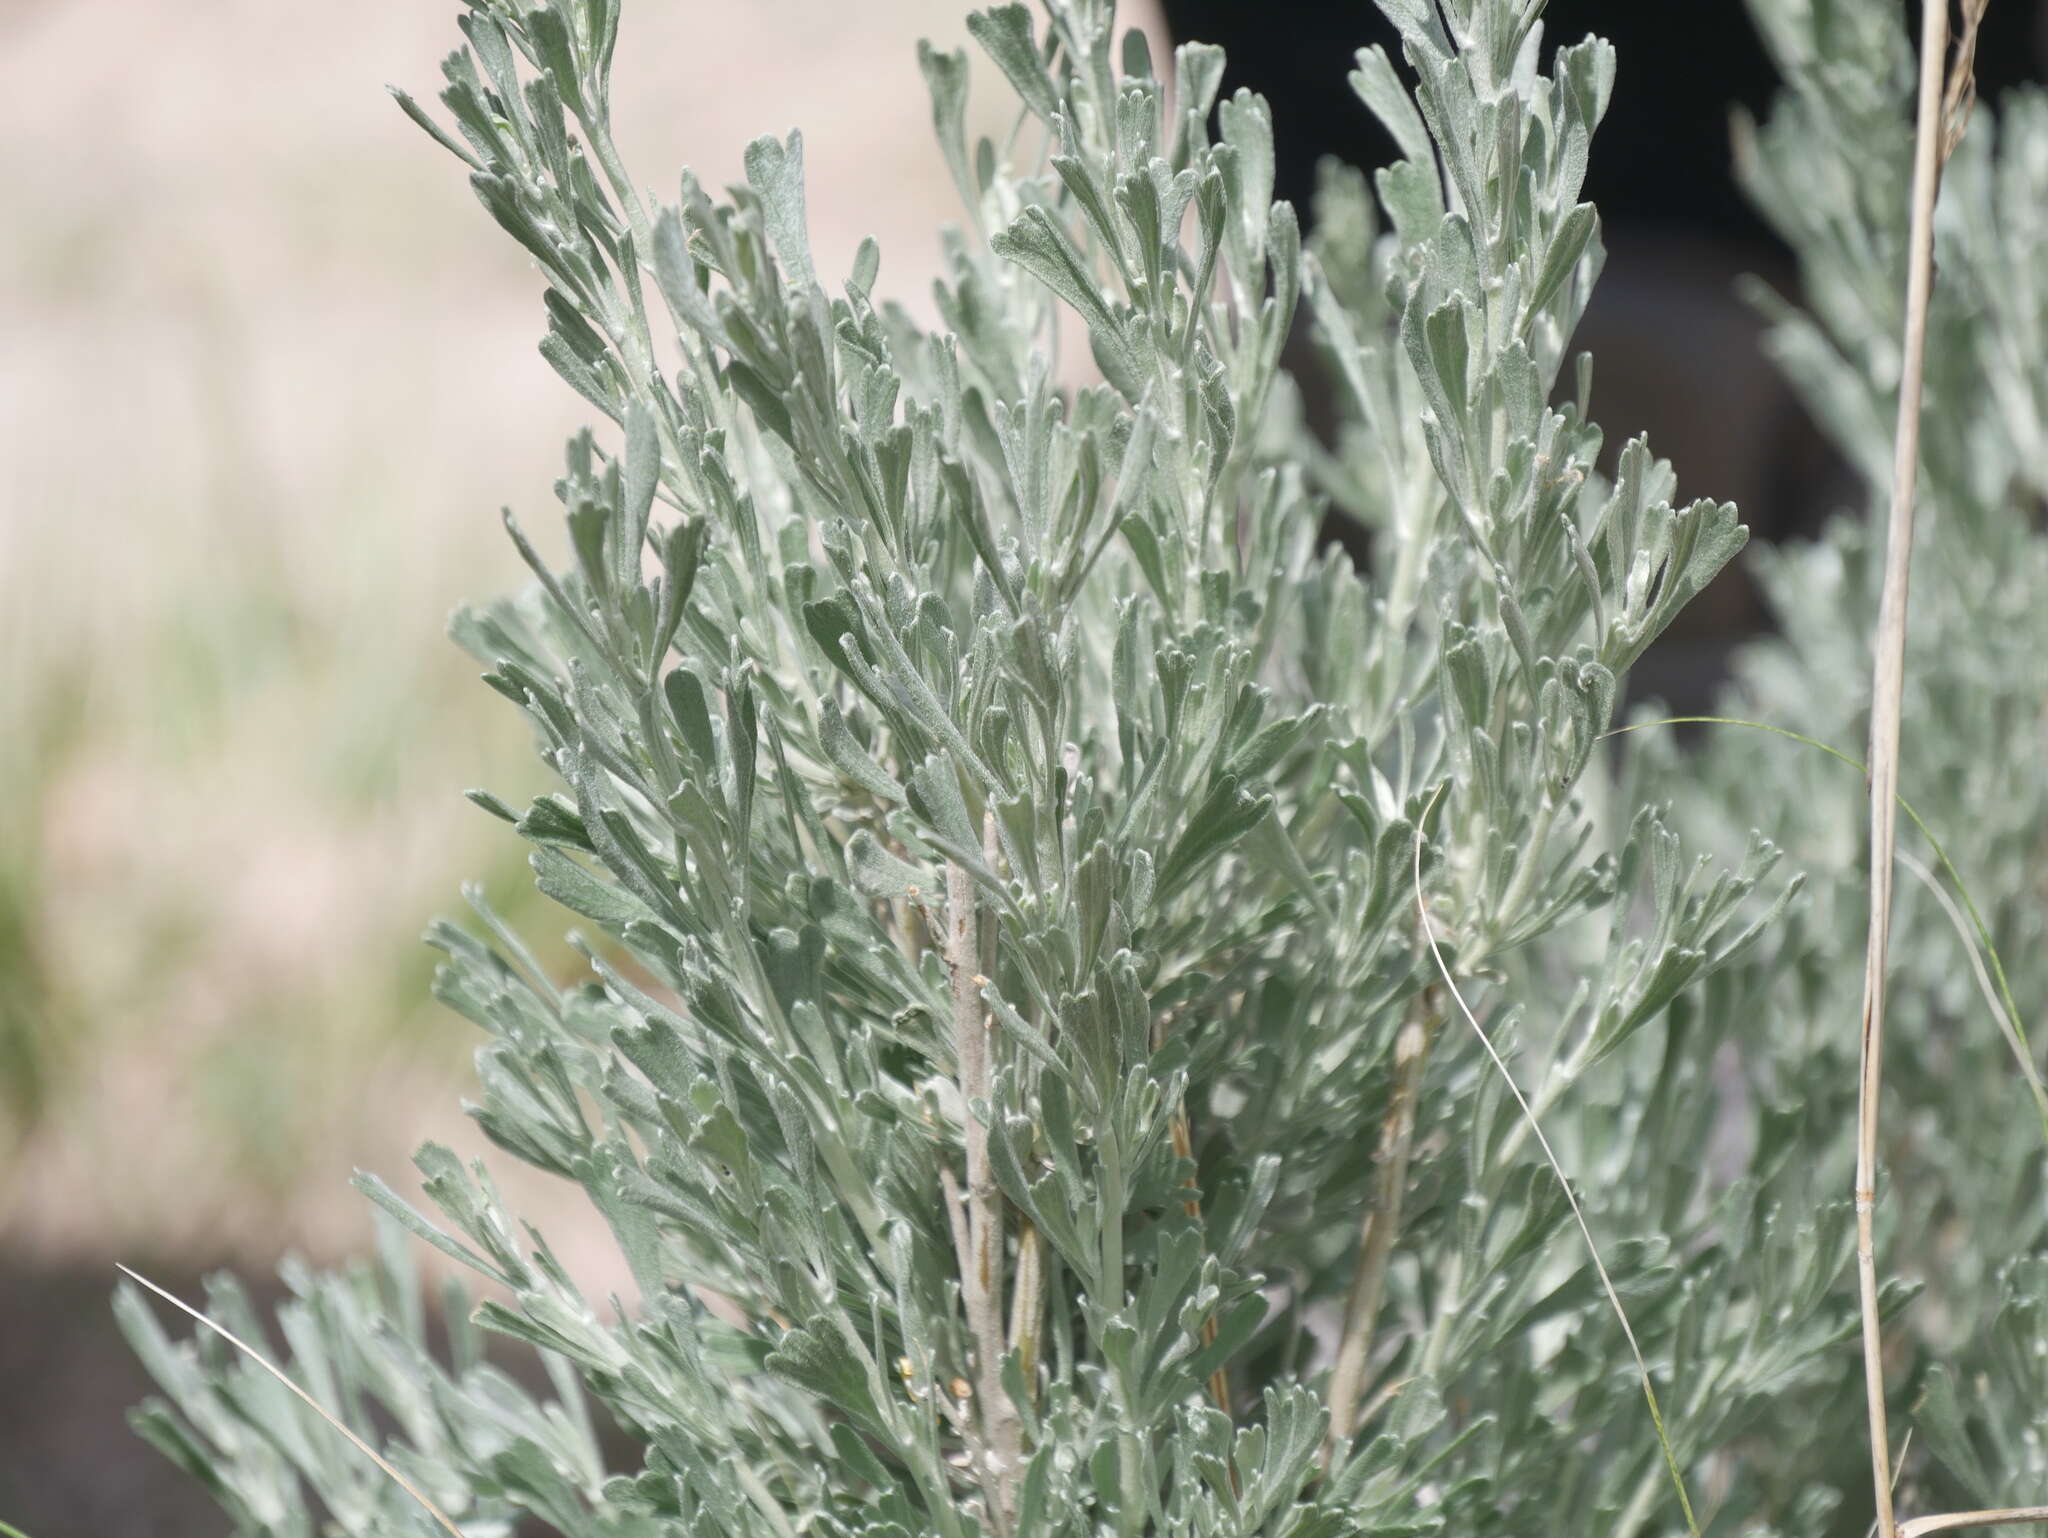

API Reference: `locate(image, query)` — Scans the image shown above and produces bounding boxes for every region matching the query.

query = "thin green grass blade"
[1415,784,1703,1538]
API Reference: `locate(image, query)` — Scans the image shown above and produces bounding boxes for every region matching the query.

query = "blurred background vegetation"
[0,0,1128,1265]
[3,0,2042,1533]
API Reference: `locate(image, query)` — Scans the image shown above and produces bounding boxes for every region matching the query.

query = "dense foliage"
[119,0,2046,1533]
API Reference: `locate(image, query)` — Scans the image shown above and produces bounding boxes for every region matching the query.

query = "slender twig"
[1857,1,1951,1530]
[1411,786,1702,1537]
[1323,985,1439,1466]
[946,844,1019,1533]
[117,1265,464,1538]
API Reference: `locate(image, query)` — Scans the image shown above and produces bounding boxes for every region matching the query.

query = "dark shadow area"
[1,1261,243,1538]
[0,1259,633,1538]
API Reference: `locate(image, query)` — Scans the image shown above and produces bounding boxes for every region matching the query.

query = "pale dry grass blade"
[1412,786,1701,1538]
[1900,1510,2048,1537]
[116,1264,465,1538]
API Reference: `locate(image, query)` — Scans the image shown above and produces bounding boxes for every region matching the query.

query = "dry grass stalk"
[1855,0,1949,1525]
[1853,3,2040,1535]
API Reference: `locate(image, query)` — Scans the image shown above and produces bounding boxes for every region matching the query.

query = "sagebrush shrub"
[118,0,2047,1533]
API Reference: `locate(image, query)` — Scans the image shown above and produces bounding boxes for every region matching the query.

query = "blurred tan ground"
[0,0,1159,1283]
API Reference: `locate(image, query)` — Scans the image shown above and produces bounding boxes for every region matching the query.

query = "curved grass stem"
[1602,717,2048,1149]
[1412,784,1701,1538]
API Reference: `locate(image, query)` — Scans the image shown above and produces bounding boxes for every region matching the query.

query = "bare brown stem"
[1323,988,1438,1466]
[947,851,1019,1533]
[1857,3,1951,1533]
